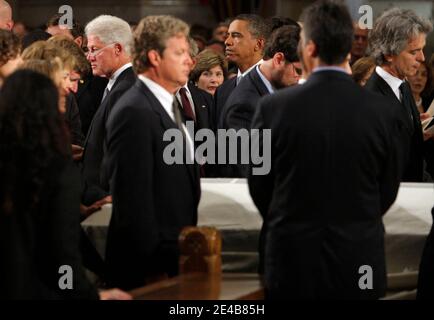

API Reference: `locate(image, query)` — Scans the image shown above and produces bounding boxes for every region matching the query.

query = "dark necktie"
[178,87,196,123]
[101,86,110,104]
[399,82,415,129]
[172,98,184,132]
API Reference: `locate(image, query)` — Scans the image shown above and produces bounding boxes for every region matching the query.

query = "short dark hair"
[264,25,300,62]
[234,14,270,41]
[267,16,300,33]
[300,0,353,65]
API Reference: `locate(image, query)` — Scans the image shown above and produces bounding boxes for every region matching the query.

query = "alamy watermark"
[358,265,373,290]
[58,265,73,290]
[358,5,373,30]
[162,121,271,176]
[58,5,74,30]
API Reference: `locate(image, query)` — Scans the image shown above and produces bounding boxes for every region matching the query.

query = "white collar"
[237,59,264,79]
[138,74,175,121]
[375,66,404,101]
[107,62,133,91]
[256,65,274,94]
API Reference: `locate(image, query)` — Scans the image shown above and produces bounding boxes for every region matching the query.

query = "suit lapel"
[136,80,199,191]
[84,67,135,148]
[372,72,400,102]
[188,84,209,130]
[249,68,270,97]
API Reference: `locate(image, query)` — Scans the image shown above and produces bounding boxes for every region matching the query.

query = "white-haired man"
[0,0,13,30]
[81,15,136,211]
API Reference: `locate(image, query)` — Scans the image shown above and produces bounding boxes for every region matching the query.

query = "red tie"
[179,87,196,122]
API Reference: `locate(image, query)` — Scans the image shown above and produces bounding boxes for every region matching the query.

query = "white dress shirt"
[138,75,194,162]
[106,62,133,91]
[375,66,404,102]
[237,59,264,84]
[256,65,274,94]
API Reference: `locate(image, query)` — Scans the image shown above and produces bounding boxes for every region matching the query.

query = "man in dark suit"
[220,25,301,177]
[103,15,200,290]
[175,38,214,133]
[214,14,270,129]
[80,15,136,207]
[365,8,433,182]
[249,0,408,299]
[75,74,108,136]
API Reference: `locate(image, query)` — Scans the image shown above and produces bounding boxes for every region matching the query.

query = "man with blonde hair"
[103,15,200,290]
[81,15,136,209]
[0,0,13,31]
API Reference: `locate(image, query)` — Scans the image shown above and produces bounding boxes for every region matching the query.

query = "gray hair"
[368,8,432,65]
[85,15,133,55]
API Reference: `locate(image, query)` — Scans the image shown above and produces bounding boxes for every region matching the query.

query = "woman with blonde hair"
[21,41,84,148]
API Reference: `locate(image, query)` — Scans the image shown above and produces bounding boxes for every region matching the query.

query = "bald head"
[0,1,13,31]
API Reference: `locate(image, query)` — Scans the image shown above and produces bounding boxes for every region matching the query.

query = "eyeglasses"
[86,43,115,57]
[291,63,302,75]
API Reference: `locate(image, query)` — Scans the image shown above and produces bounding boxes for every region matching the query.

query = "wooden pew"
[129,226,264,300]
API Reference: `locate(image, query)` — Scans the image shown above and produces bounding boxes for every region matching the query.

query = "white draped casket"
[82,180,434,293]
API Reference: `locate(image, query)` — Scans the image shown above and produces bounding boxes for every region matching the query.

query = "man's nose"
[225,35,232,47]
[418,51,425,62]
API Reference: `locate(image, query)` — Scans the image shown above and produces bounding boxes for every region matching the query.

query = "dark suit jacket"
[249,70,408,299]
[0,161,98,300]
[214,77,236,129]
[222,67,269,130]
[187,83,214,132]
[65,94,84,146]
[103,79,200,290]
[219,67,270,177]
[365,70,425,182]
[75,74,108,136]
[81,67,136,206]
[187,84,216,177]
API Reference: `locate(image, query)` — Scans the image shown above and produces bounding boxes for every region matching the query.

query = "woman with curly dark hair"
[0,70,130,300]
[0,29,22,86]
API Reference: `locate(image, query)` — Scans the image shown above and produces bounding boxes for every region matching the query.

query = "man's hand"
[420,112,431,121]
[99,288,132,300]
[423,131,434,141]
[72,144,84,161]
[80,196,112,218]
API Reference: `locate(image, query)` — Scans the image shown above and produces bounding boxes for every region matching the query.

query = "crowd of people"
[0,0,434,299]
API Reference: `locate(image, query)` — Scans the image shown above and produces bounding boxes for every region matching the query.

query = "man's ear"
[114,43,123,55]
[74,36,83,48]
[147,49,161,67]
[306,40,317,58]
[272,52,285,67]
[255,38,266,52]
[7,20,14,31]
[384,54,393,63]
